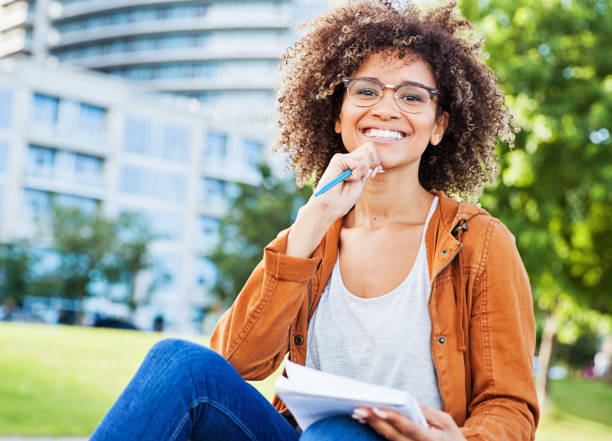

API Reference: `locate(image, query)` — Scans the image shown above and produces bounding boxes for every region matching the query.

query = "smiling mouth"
[362,128,407,141]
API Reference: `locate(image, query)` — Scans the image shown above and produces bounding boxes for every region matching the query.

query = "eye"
[355,87,379,97]
[398,92,425,102]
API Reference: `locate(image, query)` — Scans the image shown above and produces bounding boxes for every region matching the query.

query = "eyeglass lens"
[347,79,430,113]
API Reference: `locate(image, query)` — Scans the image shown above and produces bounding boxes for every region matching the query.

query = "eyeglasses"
[341,77,440,114]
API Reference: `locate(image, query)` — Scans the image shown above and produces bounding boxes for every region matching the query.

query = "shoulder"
[450,200,518,274]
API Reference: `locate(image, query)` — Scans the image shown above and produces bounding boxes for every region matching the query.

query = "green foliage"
[206,163,312,306]
[0,241,33,307]
[461,0,612,342]
[31,205,155,307]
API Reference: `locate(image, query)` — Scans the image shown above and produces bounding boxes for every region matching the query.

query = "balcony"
[56,46,286,69]
[56,0,291,23]
[0,3,28,33]
[0,31,29,57]
[51,16,291,49]
[144,76,273,93]
[58,0,193,20]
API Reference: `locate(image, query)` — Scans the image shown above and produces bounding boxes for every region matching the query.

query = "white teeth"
[364,128,404,140]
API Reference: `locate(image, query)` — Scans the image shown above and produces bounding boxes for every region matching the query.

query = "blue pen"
[314,169,353,197]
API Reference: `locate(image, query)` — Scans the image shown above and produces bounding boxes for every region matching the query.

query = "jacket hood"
[432,190,491,235]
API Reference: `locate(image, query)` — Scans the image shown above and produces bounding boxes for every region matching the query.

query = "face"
[335,51,448,171]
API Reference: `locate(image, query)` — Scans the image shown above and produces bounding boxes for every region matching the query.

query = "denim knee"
[145,338,228,378]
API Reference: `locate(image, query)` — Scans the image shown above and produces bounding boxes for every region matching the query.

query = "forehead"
[351,51,437,88]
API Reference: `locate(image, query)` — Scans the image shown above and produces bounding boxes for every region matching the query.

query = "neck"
[344,165,434,230]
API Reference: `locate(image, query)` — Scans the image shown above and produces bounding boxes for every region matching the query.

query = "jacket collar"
[426,190,490,281]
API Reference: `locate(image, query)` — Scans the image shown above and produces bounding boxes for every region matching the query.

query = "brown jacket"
[211,190,539,440]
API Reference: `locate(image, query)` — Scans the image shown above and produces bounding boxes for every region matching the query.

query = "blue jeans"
[90,338,384,441]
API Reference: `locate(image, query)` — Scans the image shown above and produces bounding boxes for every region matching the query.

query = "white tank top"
[305,196,442,410]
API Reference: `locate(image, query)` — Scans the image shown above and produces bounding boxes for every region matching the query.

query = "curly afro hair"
[274,0,516,200]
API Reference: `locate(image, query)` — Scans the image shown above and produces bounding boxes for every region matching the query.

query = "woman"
[90,1,538,440]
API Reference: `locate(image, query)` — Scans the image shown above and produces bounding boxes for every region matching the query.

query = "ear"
[430,111,449,146]
[334,118,342,134]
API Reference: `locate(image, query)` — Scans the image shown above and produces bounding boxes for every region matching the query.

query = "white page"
[276,361,427,430]
[284,361,407,404]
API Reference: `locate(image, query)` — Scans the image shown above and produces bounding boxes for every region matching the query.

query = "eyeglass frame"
[341,77,440,113]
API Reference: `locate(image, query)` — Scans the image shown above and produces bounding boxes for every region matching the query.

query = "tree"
[34,205,155,310]
[206,163,312,306]
[103,212,156,313]
[0,241,33,307]
[459,0,612,405]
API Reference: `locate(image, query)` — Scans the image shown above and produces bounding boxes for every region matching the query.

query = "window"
[162,124,190,162]
[74,153,103,186]
[55,193,99,214]
[0,87,11,128]
[26,145,55,178]
[23,188,52,219]
[127,66,154,80]
[121,209,183,241]
[32,93,59,128]
[23,187,98,219]
[204,131,227,167]
[79,103,106,136]
[124,117,152,155]
[201,178,226,209]
[120,165,186,202]
[243,139,262,171]
[156,6,169,19]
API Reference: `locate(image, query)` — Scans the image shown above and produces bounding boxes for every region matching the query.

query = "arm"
[209,224,322,380]
[460,220,539,441]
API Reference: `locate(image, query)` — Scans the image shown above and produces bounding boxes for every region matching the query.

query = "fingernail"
[377,165,385,173]
[351,414,366,424]
[372,407,388,419]
[353,408,369,418]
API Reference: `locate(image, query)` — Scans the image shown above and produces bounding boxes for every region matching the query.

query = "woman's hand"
[286,141,381,258]
[310,141,382,220]
[352,405,467,441]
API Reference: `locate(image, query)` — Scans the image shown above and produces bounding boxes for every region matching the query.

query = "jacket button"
[441,249,448,255]
[294,335,304,345]
[438,336,446,344]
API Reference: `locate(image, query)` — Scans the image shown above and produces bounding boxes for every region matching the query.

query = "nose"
[371,88,401,119]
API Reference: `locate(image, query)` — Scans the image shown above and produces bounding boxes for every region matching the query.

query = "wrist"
[286,201,338,258]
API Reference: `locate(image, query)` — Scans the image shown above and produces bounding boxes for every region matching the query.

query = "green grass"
[1,322,611,439]
[537,378,612,441]
[0,322,278,436]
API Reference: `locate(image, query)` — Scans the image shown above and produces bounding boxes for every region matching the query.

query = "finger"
[352,142,380,170]
[324,154,369,183]
[372,408,433,441]
[420,405,457,430]
[338,156,371,182]
[365,415,413,441]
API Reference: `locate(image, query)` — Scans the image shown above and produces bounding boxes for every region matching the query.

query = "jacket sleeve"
[460,219,540,441]
[210,228,321,380]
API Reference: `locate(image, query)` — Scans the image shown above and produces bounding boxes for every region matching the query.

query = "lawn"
[1,322,611,439]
